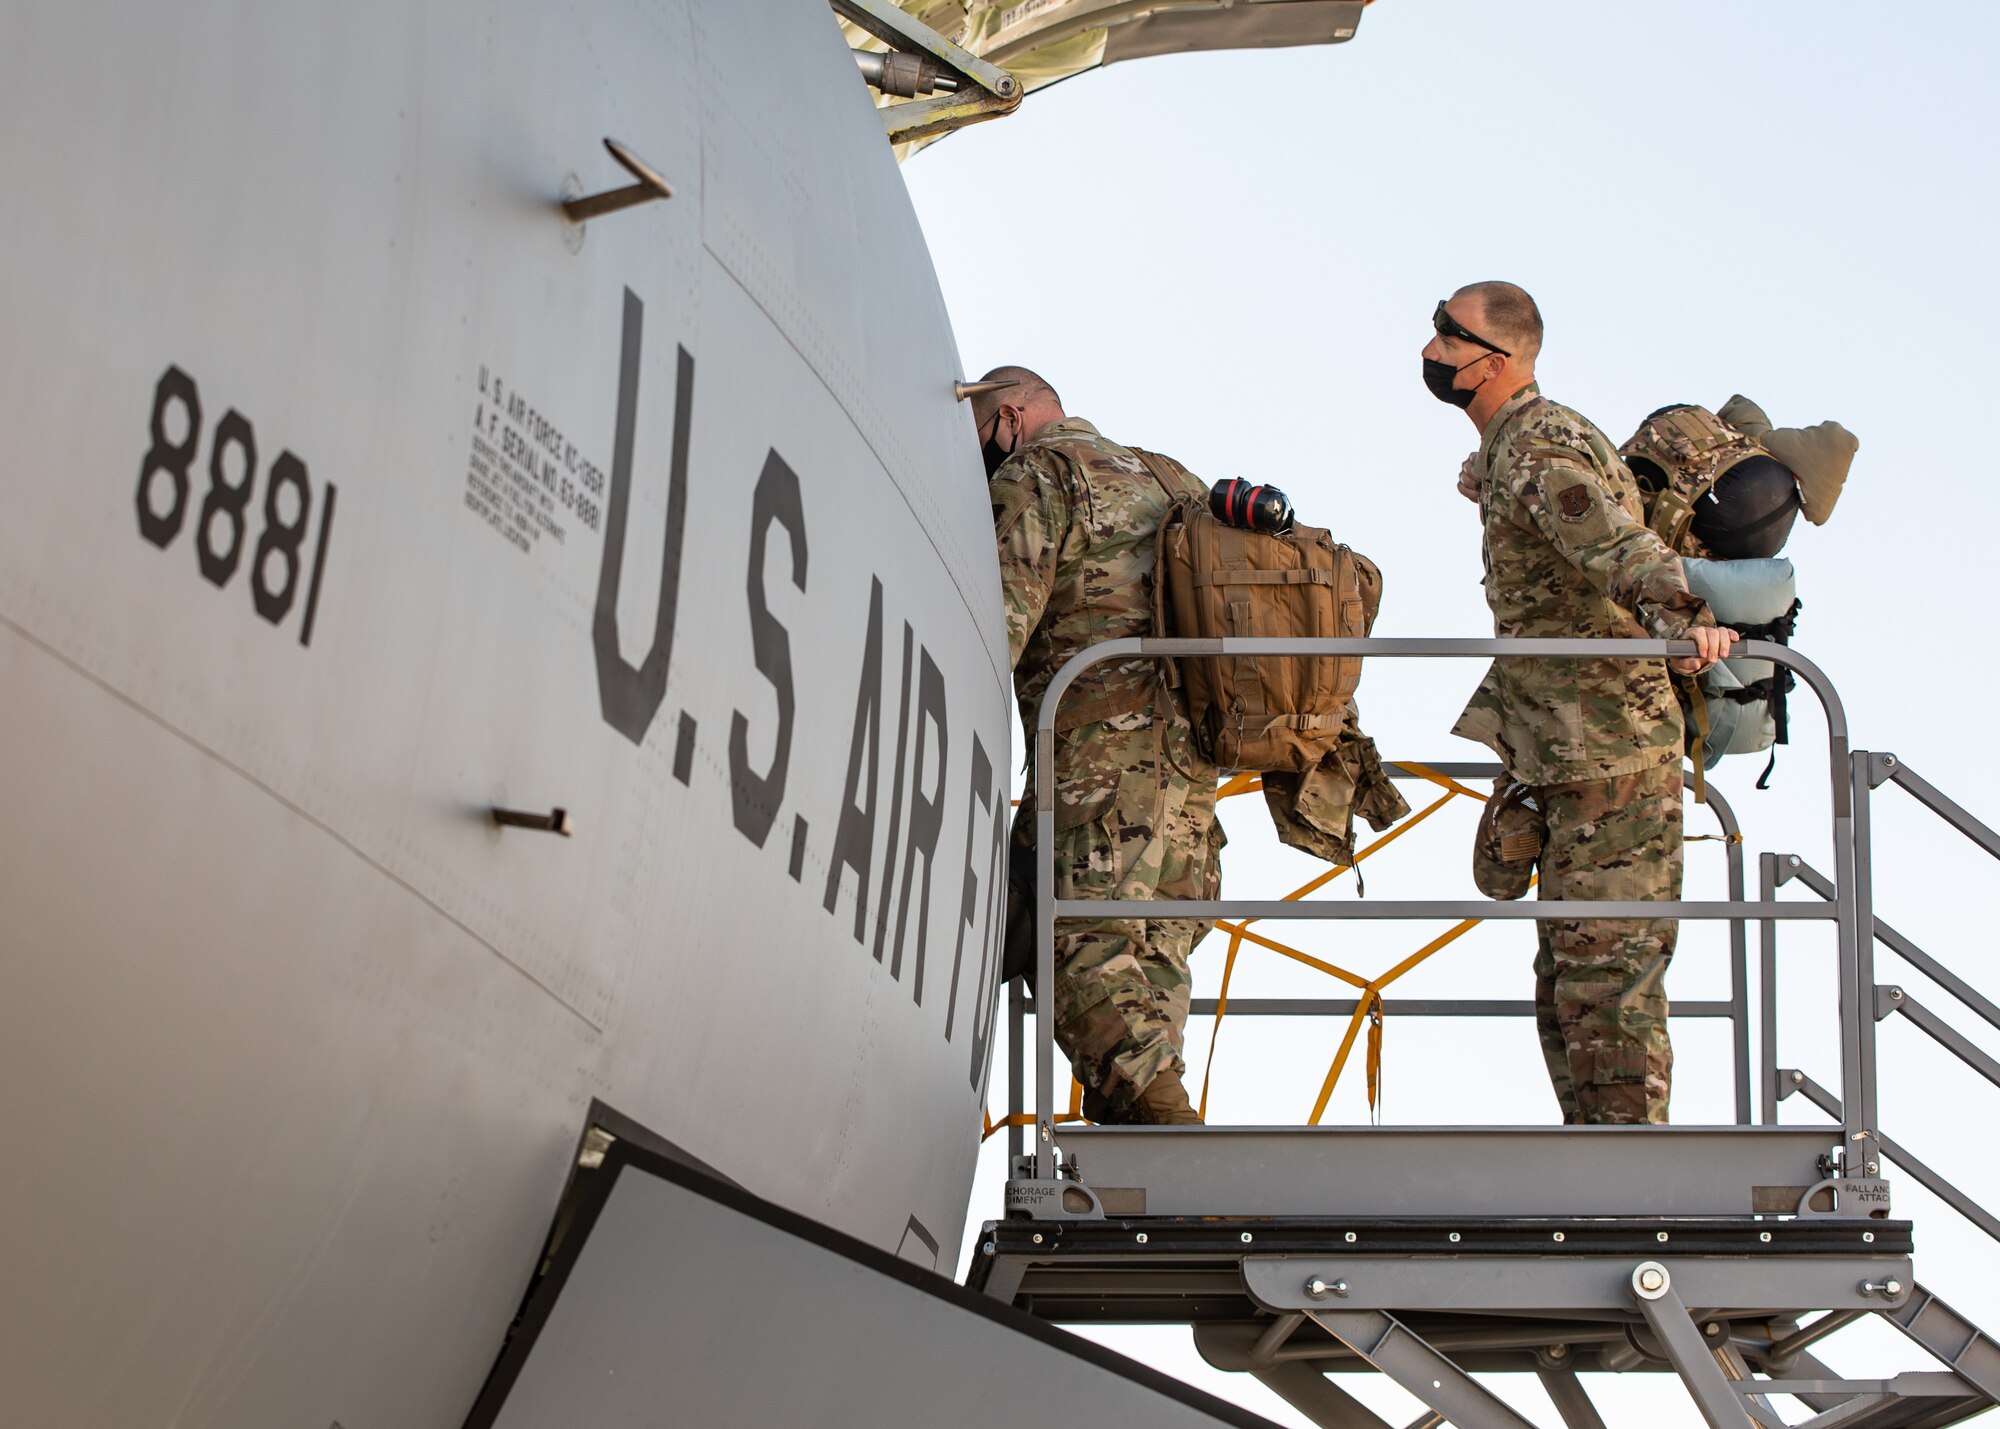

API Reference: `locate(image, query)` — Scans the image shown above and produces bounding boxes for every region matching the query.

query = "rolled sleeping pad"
[1716,396,1857,527]
[1762,420,1857,526]
[1682,556,1796,768]
[1716,394,1773,440]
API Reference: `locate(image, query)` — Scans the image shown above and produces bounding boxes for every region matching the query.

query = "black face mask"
[981,412,1019,476]
[982,431,1014,477]
[1423,355,1491,409]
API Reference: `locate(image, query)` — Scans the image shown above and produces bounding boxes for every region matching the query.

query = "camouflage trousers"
[1530,761,1681,1125]
[1021,704,1220,1120]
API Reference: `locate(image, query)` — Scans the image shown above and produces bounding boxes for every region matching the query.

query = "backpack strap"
[1728,597,1801,647]
[1677,672,1710,806]
[1132,448,1176,500]
[1648,487,1703,554]
[1620,405,1766,554]
[1129,447,1207,502]
[1150,514,1184,690]
[1132,447,1205,695]
[1191,568,1336,588]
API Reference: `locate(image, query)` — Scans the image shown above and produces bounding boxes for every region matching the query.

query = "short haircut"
[977,365,1061,411]
[1454,281,1544,361]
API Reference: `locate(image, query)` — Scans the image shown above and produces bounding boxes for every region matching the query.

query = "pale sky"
[907,3,2000,1423]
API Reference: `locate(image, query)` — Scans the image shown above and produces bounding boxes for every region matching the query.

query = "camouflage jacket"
[990,417,1204,736]
[1451,384,1713,786]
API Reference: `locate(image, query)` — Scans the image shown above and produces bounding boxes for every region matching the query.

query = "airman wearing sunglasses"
[1424,281,1736,1127]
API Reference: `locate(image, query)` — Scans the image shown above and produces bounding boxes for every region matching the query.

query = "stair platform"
[973,1126,1999,1428]
[989,658,2000,1425]
[1040,1124,1865,1220]
[969,1207,1999,1428]
[968,1213,1912,1325]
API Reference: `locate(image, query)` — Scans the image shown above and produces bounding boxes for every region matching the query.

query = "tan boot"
[1134,1069,1203,1125]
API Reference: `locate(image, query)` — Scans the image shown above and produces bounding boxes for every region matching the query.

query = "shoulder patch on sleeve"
[1540,472,1620,551]
[990,476,1035,542]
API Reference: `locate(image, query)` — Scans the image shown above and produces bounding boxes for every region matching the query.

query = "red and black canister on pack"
[1209,478,1294,533]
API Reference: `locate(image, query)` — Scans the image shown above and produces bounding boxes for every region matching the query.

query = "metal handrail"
[1028,636,1858,1179]
[1758,755,2000,1245]
[1878,754,2000,863]
[1055,899,1821,921]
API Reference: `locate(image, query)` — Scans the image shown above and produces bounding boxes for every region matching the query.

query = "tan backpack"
[1135,452,1381,773]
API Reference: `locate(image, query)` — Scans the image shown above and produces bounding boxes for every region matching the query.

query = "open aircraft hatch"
[464,1143,1283,1429]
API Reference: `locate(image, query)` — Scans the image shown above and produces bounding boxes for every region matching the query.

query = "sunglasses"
[1433,300,1511,358]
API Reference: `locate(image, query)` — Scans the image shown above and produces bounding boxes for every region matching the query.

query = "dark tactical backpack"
[1619,404,1801,781]
[1140,454,1382,774]
[1621,404,1773,556]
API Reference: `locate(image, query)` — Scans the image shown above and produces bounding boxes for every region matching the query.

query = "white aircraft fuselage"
[0,3,1015,1424]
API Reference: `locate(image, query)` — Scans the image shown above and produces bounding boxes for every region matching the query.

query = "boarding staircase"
[966,636,2000,1429]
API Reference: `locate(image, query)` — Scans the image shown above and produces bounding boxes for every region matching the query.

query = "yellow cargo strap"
[1204,767,1467,1122]
[1195,924,1244,1122]
[982,1078,1085,1142]
[1215,772,1262,800]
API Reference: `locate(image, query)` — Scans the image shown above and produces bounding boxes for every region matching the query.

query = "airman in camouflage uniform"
[1425,284,1733,1124]
[975,366,1220,1125]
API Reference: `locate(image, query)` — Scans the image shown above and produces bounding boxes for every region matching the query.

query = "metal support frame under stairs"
[971,636,2000,1427]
